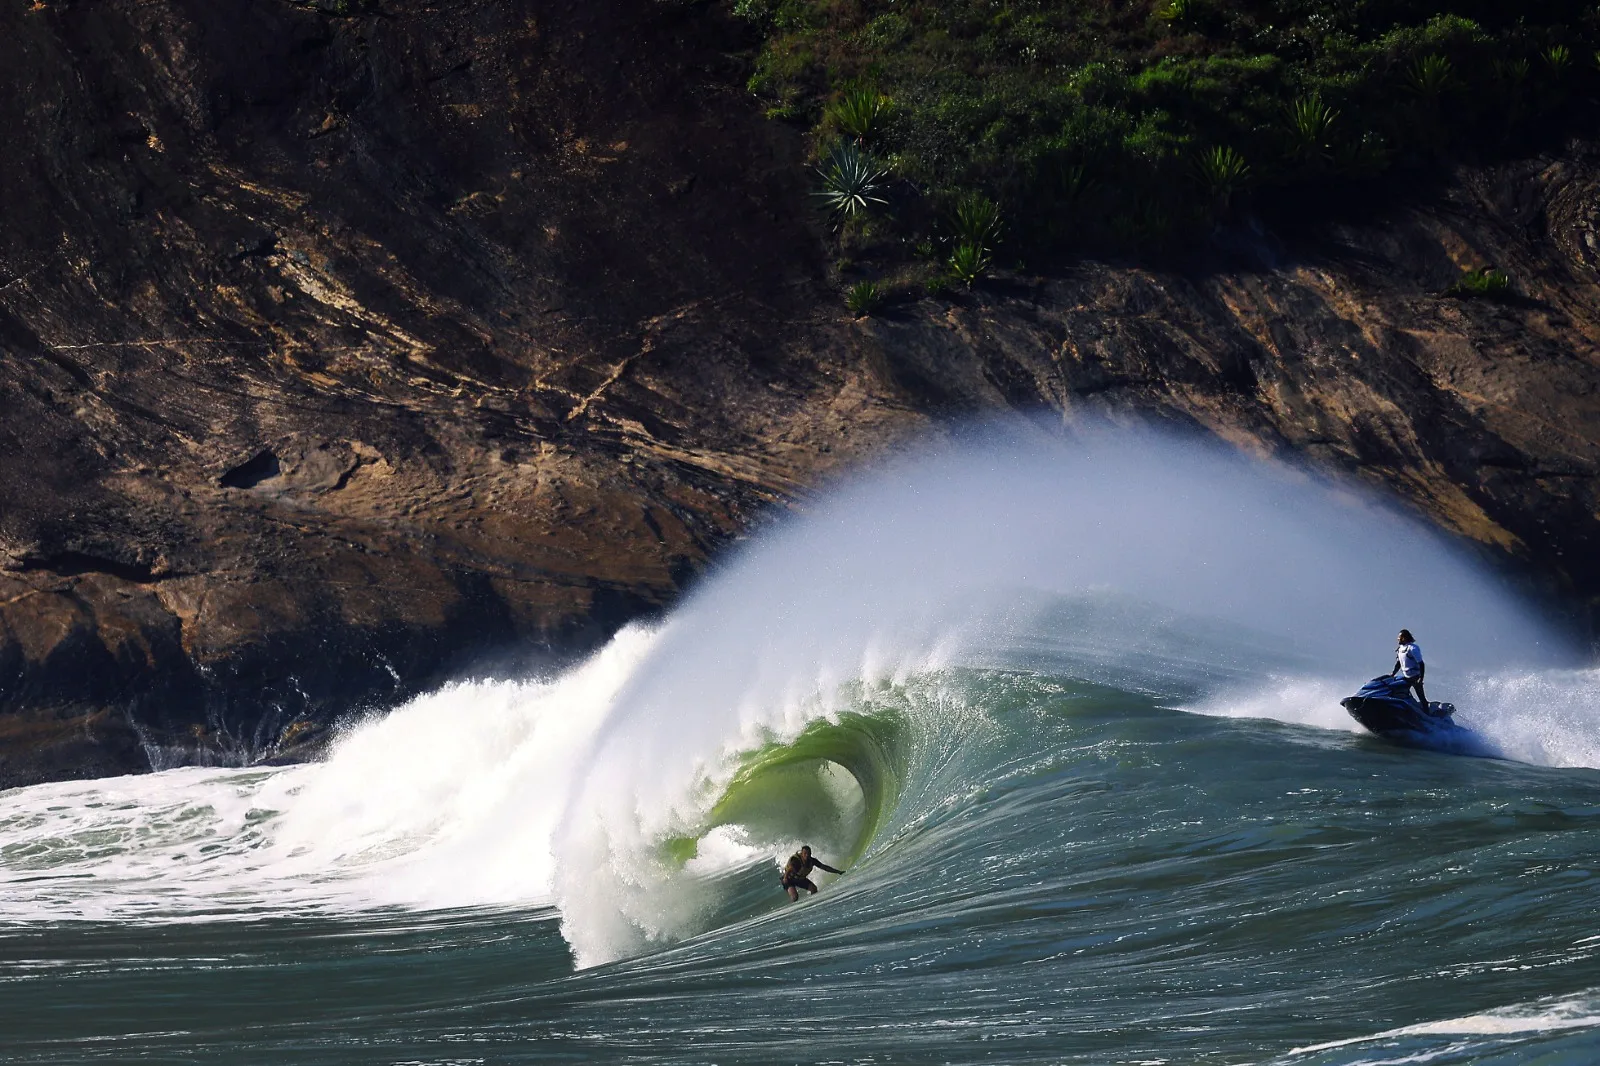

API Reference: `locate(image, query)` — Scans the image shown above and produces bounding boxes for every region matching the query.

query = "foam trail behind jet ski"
[1456,668,1600,766]
[1192,668,1600,766]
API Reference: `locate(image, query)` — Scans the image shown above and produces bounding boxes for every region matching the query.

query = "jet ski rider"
[1391,629,1428,710]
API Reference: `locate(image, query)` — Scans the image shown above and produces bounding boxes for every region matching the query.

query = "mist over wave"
[1194,667,1600,768]
[546,428,1572,964]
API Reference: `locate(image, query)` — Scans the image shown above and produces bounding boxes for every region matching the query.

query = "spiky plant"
[845,280,885,316]
[1194,145,1250,212]
[1408,55,1457,103]
[1545,44,1574,79]
[1124,198,1175,246]
[1159,0,1195,25]
[812,142,889,223]
[1053,161,1098,204]
[1284,94,1340,164]
[1332,130,1391,177]
[1446,266,1512,299]
[1497,56,1531,89]
[948,241,991,286]
[950,192,1003,250]
[828,89,891,144]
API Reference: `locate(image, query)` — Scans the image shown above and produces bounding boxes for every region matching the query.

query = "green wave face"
[663,701,909,870]
[662,670,1134,872]
[714,709,905,862]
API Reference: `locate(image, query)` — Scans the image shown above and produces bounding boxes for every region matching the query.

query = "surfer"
[1390,629,1429,711]
[780,845,844,901]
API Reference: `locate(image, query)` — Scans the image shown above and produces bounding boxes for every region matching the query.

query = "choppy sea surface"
[4,433,1598,1065]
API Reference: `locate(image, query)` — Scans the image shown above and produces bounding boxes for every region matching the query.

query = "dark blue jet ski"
[1341,675,1457,739]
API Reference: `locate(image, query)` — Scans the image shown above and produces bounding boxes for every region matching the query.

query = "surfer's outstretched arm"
[813,861,843,875]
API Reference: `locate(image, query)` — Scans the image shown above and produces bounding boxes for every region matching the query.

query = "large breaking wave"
[0,429,1588,978]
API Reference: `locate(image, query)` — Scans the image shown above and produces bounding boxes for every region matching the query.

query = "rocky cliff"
[2,0,1597,787]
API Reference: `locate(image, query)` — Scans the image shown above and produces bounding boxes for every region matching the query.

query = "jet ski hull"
[1341,695,1454,736]
[1341,676,1459,741]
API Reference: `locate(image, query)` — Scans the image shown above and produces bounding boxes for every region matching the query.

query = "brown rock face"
[1,0,1597,787]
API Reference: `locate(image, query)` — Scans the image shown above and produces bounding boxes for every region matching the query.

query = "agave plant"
[1446,266,1512,299]
[829,89,891,144]
[1111,198,1176,247]
[1496,57,1531,91]
[845,280,885,316]
[950,192,1003,250]
[1053,161,1098,204]
[1159,0,1195,25]
[1194,145,1250,212]
[1333,129,1392,177]
[948,241,991,286]
[1408,54,1456,103]
[1544,44,1574,80]
[1284,94,1340,164]
[813,142,890,223]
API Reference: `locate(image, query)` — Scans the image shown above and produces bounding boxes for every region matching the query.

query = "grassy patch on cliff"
[732,0,1600,267]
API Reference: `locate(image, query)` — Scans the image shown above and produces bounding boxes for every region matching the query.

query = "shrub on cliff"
[813,142,890,224]
[1447,267,1513,300]
[948,192,1003,251]
[948,241,991,287]
[845,280,886,316]
[734,0,1600,264]
[1194,146,1250,218]
[828,89,893,145]
[1282,95,1340,171]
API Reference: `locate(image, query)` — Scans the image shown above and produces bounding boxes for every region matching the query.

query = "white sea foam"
[1455,668,1600,767]
[0,626,656,919]
[1189,667,1600,769]
[1282,986,1600,1061]
[1188,676,1365,734]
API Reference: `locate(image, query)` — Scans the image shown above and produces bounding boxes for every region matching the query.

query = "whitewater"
[4,429,1600,1065]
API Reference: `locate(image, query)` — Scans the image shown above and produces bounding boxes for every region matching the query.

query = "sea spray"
[1458,668,1600,766]
[266,623,661,907]
[1190,668,1600,767]
[0,625,660,919]
[548,429,1571,965]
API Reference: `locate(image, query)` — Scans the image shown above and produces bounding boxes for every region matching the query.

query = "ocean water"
[3,431,1599,1065]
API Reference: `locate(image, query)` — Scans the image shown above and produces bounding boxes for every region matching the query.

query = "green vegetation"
[949,192,1003,248]
[948,241,992,286]
[1194,145,1250,215]
[1446,266,1513,299]
[1283,94,1339,167]
[813,141,890,224]
[845,279,887,315]
[735,0,1600,271]
[828,88,893,143]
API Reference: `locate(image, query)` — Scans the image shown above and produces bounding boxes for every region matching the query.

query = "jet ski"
[1341,675,1458,739]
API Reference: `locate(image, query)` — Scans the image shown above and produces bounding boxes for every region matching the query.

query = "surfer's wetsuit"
[1392,639,1427,709]
[781,850,843,900]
